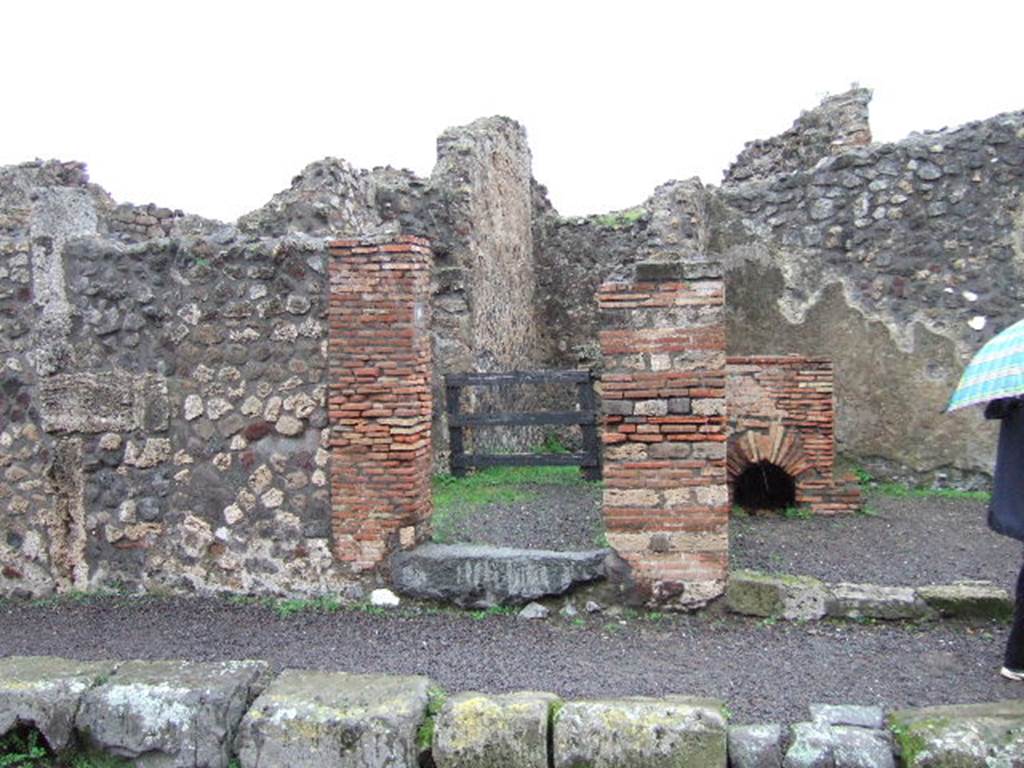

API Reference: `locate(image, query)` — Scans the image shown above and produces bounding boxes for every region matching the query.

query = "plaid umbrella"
[947,317,1024,412]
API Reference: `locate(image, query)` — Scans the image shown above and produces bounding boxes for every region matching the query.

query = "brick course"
[328,237,433,572]
[598,279,728,608]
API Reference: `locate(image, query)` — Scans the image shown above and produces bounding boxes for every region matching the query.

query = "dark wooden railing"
[444,370,601,480]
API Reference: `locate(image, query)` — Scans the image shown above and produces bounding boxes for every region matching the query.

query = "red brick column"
[328,237,433,573]
[598,270,728,608]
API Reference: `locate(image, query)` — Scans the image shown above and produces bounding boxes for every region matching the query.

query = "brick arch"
[726,423,813,483]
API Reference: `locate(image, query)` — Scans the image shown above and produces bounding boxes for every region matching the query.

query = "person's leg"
[1003,555,1024,674]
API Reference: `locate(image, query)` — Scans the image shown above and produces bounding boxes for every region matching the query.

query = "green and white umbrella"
[947,317,1024,412]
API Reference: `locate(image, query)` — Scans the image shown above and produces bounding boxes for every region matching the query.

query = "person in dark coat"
[984,395,1024,680]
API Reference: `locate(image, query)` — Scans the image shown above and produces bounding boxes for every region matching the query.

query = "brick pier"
[597,268,728,608]
[327,237,433,572]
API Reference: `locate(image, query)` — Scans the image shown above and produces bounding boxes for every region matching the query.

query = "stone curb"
[3,656,1024,767]
[726,570,1013,622]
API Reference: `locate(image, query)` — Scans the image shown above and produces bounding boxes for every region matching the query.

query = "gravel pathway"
[731,493,1022,592]
[444,483,1021,591]
[441,483,603,550]
[0,596,1017,725]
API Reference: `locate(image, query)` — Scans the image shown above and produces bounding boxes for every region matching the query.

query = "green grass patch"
[871,483,990,502]
[271,595,342,618]
[780,505,812,520]
[852,465,990,502]
[594,207,647,229]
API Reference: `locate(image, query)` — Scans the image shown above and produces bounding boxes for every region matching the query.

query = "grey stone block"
[236,670,432,768]
[889,700,1024,768]
[831,726,894,768]
[728,723,782,768]
[726,570,829,620]
[916,582,1014,621]
[827,583,932,621]
[392,544,609,608]
[77,659,268,768]
[810,704,884,730]
[0,656,117,751]
[783,722,834,768]
[434,691,559,768]
[553,696,727,768]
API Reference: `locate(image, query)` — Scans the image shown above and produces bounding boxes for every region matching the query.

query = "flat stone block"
[77,659,268,768]
[728,723,783,768]
[552,696,727,768]
[916,582,1014,621]
[831,726,894,768]
[0,656,117,752]
[236,670,432,768]
[783,722,833,768]
[434,691,559,768]
[726,570,829,621]
[889,701,1024,767]
[827,583,932,621]
[810,703,884,730]
[392,544,609,608]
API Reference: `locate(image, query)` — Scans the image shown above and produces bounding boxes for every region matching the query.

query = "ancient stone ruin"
[2,87,1023,606]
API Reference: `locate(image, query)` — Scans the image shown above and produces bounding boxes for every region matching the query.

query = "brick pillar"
[598,264,728,608]
[328,236,433,573]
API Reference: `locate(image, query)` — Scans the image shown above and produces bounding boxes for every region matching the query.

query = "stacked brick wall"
[598,274,728,608]
[726,356,860,514]
[328,237,433,572]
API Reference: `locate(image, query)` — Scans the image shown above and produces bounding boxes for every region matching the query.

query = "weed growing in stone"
[272,596,342,618]
[417,686,448,752]
[781,506,812,520]
[0,728,132,768]
[0,728,47,767]
[593,207,646,229]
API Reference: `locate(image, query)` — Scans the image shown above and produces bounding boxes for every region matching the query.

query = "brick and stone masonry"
[328,237,433,573]
[597,267,728,608]
[726,356,860,514]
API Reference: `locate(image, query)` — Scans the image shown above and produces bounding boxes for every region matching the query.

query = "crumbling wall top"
[724,87,873,184]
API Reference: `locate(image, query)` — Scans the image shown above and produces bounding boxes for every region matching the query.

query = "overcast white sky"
[4,1,1022,222]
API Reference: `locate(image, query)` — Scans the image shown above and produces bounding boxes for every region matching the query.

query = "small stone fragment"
[518,602,549,620]
[370,588,400,608]
[183,394,204,421]
[275,414,304,436]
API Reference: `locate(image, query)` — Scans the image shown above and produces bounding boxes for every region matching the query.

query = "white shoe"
[1000,666,1024,681]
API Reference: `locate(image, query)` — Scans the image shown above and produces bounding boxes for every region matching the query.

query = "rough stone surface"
[433,691,559,768]
[517,602,549,620]
[830,726,894,768]
[916,582,1014,621]
[236,670,431,768]
[391,544,609,608]
[783,721,834,768]
[728,723,783,768]
[76,659,268,768]
[552,696,727,768]
[726,570,829,620]
[889,700,1024,767]
[810,704,885,730]
[0,656,116,751]
[826,583,932,621]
